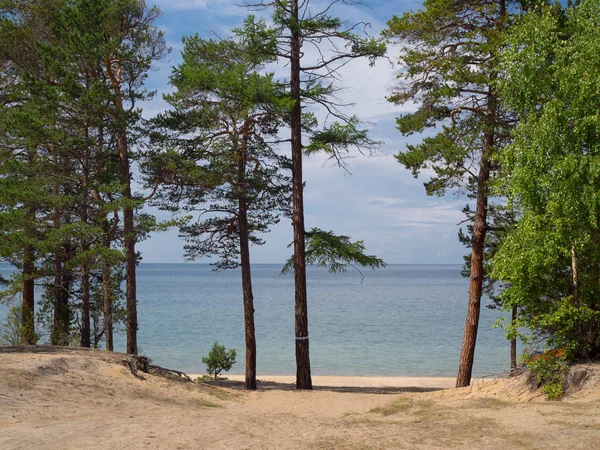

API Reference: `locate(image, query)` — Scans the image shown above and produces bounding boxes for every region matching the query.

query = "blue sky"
[137,0,469,265]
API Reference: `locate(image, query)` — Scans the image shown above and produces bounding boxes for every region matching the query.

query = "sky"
[136,0,470,265]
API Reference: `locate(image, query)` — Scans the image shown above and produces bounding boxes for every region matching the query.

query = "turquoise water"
[0,263,514,377]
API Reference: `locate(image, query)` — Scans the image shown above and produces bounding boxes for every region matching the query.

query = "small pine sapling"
[202,342,237,380]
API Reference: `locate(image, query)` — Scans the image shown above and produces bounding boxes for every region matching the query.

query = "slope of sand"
[2,346,600,450]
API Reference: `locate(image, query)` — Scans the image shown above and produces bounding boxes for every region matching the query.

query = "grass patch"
[191,398,220,408]
[462,398,511,410]
[370,397,413,416]
[210,390,232,401]
[195,375,214,383]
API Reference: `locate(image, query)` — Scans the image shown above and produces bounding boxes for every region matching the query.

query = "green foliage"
[383,1,520,325]
[194,374,215,383]
[202,342,237,380]
[0,305,27,344]
[384,0,516,193]
[282,228,386,281]
[236,2,386,164]
[147,32,291,270]
[0,304,41,345]
[493,0,600,360]
[525,349,568,399]
[305,116,380,169]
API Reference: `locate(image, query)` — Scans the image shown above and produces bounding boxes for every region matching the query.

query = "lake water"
[0,263,516,377]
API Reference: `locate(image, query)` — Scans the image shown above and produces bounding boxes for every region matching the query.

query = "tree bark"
[51,147,69,345]
[238,122,257,390]
[22,151,36,345]
[81,123,91,348]
[239,203,257,390]
[95,124,114,351]
[290,0,312,390]
[61,245,74,339]
[456,131,492,388]
[119,131,138,355]
[510,305,517,373]
[22,243,36,344]
[102,218,114,351]
[571,245,579,307]
[105,55,138,355]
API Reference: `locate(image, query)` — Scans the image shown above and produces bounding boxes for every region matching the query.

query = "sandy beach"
[2,346,600,450]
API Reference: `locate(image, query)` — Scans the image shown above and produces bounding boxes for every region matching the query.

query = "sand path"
[1,346,600,449]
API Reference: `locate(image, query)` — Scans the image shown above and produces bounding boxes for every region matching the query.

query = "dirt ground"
[1,346,599,450]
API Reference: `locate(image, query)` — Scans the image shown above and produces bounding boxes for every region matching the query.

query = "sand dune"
[1,346,600,449]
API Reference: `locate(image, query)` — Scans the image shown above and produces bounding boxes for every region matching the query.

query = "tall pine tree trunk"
[105,55,137,355]
[119,131,137,355]
[51,147,69,345]
[239,205,257,390]
[61,245,74,336]
[238,124,257,390]
[456,131,491,388]
[22,243,36,344]
[102,218,114,351]
[95,124,113,351]
[81,124,91,348]
[22,151,36,345]
[290,0,312,390]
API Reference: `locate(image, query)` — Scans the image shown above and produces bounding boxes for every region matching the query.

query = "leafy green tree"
[146,34,290,390]
[202,341,237,380]
[493,0,600,363]
[240,0,386,389]
[383,0,523,387]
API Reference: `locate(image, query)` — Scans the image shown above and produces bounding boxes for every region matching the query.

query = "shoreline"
[187,374,457,389]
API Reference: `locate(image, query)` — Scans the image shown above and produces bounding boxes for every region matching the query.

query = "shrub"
[0,305,39,345]
[202,341,236,380]
[525,348,568,400]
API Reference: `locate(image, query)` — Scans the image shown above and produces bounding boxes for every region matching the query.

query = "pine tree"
[240,0,386,389]
[383,0,523,387]
[147,34,291,390]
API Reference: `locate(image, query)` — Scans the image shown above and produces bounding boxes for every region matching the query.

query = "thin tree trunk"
[81,123,91,348]
[571,245,585,353]
[52,247,64,345]
[239,203,257,390]
[22,243,36,344]
[52,247,70,345]
[456,131,492,388]
[290,0,312,390]
[119,131,137,355]
[102,218,114,351]
[61,245,74,338]
[51,147,69,345]
[95,123,114,351]
[238,122,257,390]
[510,305,517,373]
[105,55,137,355]
[571,245,579,307]
[22,150,36,345]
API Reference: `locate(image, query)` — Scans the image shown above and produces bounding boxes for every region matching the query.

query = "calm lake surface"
[0,263,516,377]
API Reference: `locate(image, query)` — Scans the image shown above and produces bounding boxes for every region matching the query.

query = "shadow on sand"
[0,346,449,394]
[212,378,446,395]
